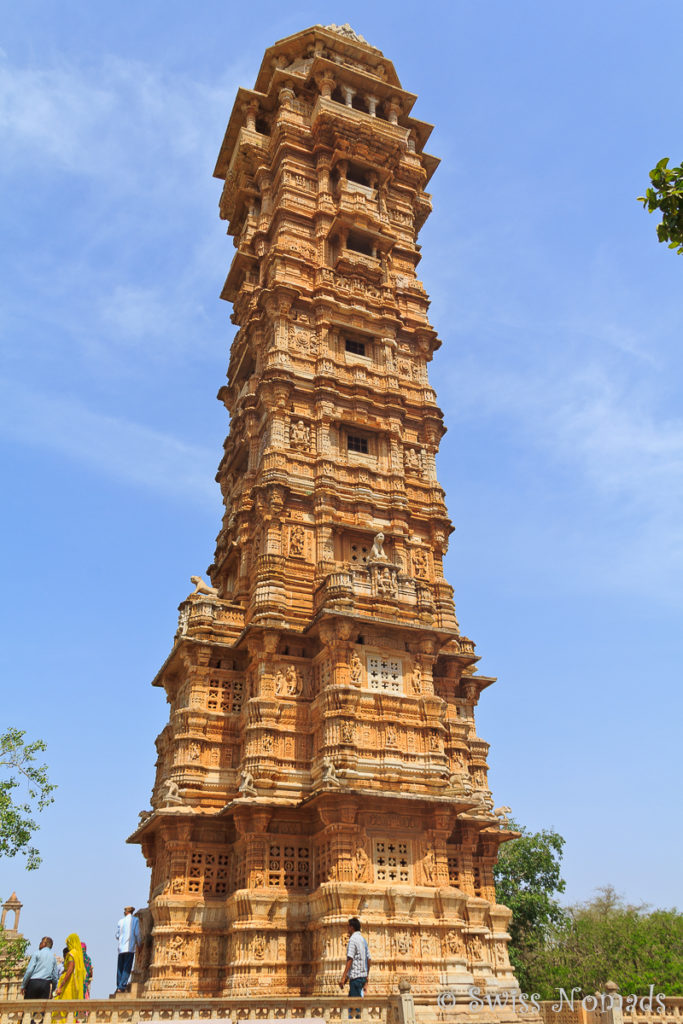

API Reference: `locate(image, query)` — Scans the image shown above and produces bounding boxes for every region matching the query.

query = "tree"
[525,887,683,997]
[638,158,683,254]
[493,822,568,994]
[0,727,56,870]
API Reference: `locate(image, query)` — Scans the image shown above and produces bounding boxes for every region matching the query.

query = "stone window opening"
[346,163,370,187]
[366,655,403,694]
[374,839,410,884]
[254,117,270,136]
[268,843,310,889]
[345,337,367,357]
[346,232,375,257]
[347,434,369,454]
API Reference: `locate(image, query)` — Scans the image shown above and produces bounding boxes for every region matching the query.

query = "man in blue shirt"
[115,906,141,993]
[21,936,60,999]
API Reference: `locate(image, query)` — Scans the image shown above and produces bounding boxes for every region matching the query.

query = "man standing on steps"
[339,917,370,1016]
[115,905,140,993]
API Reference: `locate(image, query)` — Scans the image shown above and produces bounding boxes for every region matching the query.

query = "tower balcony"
[311,95,409,165]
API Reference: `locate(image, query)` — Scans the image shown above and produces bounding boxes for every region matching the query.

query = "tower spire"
[130,25,517,1000]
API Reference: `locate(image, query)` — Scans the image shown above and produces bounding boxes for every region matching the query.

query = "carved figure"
[354,847,370,882]
[349,650,362,684]
[412,661,422,694]
[160,779,182,805]
[238,771,257,797]
[423,845,436,884]
[290,419,310,450]
[377,566,397,597]
[285,664,303,696]
[289,524,305,556]
[444,930,464,957]
[413,548,428,578]
[321,759,341,786]
[341,721,355,743]
[370,531,388,560]
[274,669,286,696]
[493,805,512,826]
[190,575,219,598]
[396,932,411,955]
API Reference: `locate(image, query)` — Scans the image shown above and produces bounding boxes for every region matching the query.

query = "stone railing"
[0,995,400,1024]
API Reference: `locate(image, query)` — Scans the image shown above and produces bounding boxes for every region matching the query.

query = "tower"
[130,23,517,999]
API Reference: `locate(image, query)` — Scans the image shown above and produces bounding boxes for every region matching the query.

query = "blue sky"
[1,0,682,998]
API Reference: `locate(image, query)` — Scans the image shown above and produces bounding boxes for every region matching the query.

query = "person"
[81,942,93,997]
[21,936,60,999]
[53,933,86,1006]
[339,917,370,1017]
[115,905,140,992]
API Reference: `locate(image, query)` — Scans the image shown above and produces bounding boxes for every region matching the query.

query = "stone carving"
[423,845,436,883]
[340,721,355,743]
[238,770,257,796]
[286,664,303,696]
[412,661,422,694]
[290,419,311,450]
[493,805,512,826]
[404,447,424,477]
[444,929,465,957]
[289,524,305,557]
[467,935,483,961]
[323,23,369,45]
[252,934,266,960]
[354,846,370,882]
[160,779,183,806]
[376,565,398,598]
[349,650,362,684]
[413,548,428,578]
[321,759,340,786]
[190,575,219,597]
[386,728,397,747]
[396,932,411,955]
[370,531,388,560]
[262,734,274,753]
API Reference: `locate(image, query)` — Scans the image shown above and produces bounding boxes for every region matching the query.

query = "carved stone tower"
[130,23,517,999]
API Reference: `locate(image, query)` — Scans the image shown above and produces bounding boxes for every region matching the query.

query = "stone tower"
[130,23,517,999]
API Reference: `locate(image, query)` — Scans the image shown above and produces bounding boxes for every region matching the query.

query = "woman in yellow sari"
[54,933,86,1017]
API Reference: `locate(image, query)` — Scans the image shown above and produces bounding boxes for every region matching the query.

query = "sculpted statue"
[350,650,362,684]
[238,770,257,796]
[370,531,388,560]
[493,805,512,826]
[161,779,182,805]
[190,575,219,598]
[321,758,341,786]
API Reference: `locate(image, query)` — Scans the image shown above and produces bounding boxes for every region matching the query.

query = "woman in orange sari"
[54,933,86,1018]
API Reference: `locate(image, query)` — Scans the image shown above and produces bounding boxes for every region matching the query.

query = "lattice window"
[447,850,461,887]
[203,852,230,897]
[349,542,369,565]
[374,840,410,883]
[206,676,244,713]
[188,851,203,893]
[367,656,403,694]
[473,864,482,899]
[267,843,310,889]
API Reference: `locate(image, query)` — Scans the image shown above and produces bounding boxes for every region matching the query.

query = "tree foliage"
[0,923,28,982]
[493,823,568,994]
[0,728,56,870]
[520,887,683,998]
[638,158,683,254]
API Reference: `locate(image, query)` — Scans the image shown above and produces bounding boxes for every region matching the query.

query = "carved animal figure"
[190,575,219,597]
[370,531,387,560]
[493,805,512,826]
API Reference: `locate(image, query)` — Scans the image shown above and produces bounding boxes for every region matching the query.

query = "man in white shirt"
[339,917,370,1015]
[115,906,140,993]
[21,936,60,998]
